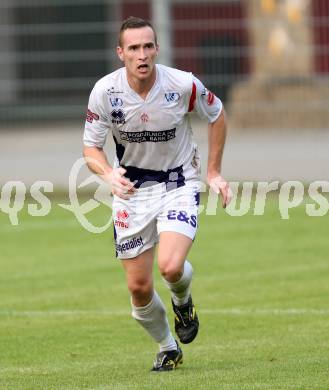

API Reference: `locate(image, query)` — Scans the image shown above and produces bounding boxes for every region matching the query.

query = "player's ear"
[117,46,124,62]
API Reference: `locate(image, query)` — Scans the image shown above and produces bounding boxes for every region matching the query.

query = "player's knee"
[127,279,153,301]
[158,260,183,283]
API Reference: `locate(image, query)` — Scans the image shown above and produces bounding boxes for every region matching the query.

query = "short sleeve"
[189,76,223,123]
[83,83,110,148]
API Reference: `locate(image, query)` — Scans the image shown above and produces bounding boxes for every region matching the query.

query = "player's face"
[117,26,158,83]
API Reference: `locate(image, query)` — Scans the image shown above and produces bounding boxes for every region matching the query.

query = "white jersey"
[84,64,222,189]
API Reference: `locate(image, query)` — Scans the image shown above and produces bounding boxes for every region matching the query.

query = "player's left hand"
[207,173,233,208]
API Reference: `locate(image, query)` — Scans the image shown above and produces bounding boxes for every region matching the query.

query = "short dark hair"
[118,16,157,47]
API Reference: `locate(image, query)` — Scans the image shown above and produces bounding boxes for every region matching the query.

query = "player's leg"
[121,247,182,371]
[156,182,200,344]
[157,231,193,289]
[121,246,154,306]
[157,232,199,344]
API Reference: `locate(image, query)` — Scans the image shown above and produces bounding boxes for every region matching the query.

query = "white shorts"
[112,181,201,259]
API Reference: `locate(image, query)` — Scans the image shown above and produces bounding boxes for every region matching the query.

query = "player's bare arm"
[207,108,232,208]
[83,145,135,199]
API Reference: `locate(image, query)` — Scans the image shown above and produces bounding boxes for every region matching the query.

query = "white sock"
[159,332,177,353]
[131,291,177,352]
[163,260,193,306]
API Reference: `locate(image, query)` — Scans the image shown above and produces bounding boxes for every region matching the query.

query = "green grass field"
[0,195,328,389]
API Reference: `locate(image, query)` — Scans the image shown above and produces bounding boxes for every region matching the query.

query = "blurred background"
[1,0,329,187]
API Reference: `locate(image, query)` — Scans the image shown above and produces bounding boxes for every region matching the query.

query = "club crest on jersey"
[109,97,123,107]
[111,109,126,124]
[164,92,180,103]
[201,88,215,105]
[140,113,149,123]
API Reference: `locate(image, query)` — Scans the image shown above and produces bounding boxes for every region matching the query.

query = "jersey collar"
[123,64,160,103]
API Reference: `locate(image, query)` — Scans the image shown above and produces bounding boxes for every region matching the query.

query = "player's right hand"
[105,167,136,200]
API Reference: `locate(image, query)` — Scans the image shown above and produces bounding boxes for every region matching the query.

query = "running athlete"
[83,16,232,371]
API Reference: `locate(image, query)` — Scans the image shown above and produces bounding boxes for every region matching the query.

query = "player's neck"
[127,68,157,100]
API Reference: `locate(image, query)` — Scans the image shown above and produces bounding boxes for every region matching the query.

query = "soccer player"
[83,16,232,371]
